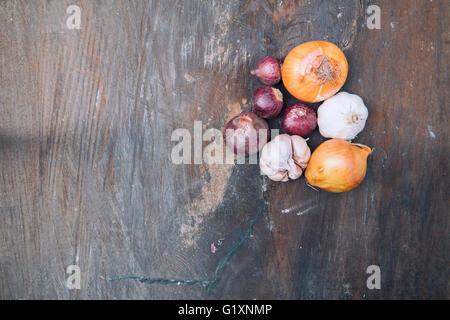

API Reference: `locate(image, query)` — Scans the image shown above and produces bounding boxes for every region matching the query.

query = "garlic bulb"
[317,92,368,140]
[259,134,311,182]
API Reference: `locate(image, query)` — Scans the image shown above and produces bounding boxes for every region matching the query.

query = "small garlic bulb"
[317,92,368,140]
[259,134,311,182]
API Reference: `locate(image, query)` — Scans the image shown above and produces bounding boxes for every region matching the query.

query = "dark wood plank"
[0,0,448,299]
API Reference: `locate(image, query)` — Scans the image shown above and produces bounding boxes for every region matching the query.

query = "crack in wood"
[106,201,266,294]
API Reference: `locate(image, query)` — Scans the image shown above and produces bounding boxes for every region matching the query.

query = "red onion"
[281,104,317,137]
[250,56,281,85]
[252,86,283,119]
[223,112,269,155]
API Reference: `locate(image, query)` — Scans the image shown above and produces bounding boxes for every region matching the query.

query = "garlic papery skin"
[259,134,311,182]
[317,92,368,140]
[290,135,311,168]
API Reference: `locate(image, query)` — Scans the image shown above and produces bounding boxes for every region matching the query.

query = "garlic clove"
[290,135,311,168]
[259,134,311,182]
[269,171,289,182]
[287,158,302,180]
[260,134,292,171]
[259,157,278,176]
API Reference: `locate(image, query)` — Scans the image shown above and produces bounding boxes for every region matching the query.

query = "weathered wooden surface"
[0,0,448,299]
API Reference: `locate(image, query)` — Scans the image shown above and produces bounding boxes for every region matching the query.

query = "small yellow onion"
[305,139,372,192]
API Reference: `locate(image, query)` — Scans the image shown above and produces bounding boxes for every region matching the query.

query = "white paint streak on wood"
[281,199,317,216]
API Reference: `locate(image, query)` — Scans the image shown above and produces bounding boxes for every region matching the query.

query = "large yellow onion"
[305,139,372,192]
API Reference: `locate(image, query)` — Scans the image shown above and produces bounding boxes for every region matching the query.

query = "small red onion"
[281,104,317,137]
[252,86,283,119]
[223,112,269,155]
[250,56,281,85]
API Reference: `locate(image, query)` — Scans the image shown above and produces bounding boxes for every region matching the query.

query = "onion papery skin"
[305,139,372,192]
[281,104,317,137]
[251,56,281,85]
[223,112,270,155]
[281,41,348,103]
[253,86,283,119]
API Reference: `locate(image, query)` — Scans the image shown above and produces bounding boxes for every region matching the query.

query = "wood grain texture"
[0,0,448,299]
